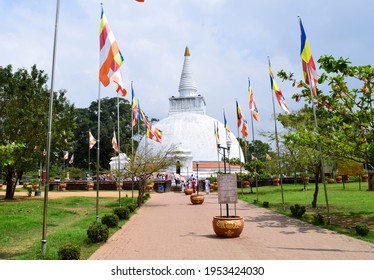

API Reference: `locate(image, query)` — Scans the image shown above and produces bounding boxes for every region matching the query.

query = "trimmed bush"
[355,223,370,236]
[127,203,137,213]
[143,193,150,201]
[101,214,119,228]
[113,207,130,220]
[58,243,81,260]
[87,222,109,243]
[290,204,306,218]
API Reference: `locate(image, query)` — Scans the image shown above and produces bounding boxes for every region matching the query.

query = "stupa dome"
[138,47,244,178]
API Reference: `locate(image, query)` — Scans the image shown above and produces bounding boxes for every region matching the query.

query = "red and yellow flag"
[99,5,126,95]
[299,18,317,96]
[248,78,259,121]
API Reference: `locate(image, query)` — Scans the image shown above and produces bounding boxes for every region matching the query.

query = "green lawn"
[238,181,374,243]
[0,191,137,260]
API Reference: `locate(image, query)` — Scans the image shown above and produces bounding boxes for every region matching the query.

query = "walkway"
[89,191,374,260]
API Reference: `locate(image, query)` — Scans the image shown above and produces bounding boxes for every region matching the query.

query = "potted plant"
[87,180,94,190]
[271,176,280,186]
[190,162,205,204]
[212,173,244,238]
[59,180,67,191]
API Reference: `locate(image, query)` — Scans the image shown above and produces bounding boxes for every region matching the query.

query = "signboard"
[217,173,237,204]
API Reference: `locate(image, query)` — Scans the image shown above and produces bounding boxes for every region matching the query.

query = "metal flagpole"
[88,130,91,177]
[236,99,243,195]
[268,57,285,210]
[116,93,122,207]
[250,110,259,201]
[42,0,60,255]
[306,64,331,224]
[96,82,101,223]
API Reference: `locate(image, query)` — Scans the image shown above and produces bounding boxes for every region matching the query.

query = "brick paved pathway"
[89,191,374,260]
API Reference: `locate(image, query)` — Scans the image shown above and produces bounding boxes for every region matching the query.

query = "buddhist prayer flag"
[131,83,138,127]
[99,5,127,95]
[146,128,154,140]
[268,59,289,114]
[214,122,220,145]
[236,100,245,128]
[299,17,318,96]
[241,119,248,138]
[89,130,97,149]
[63,151,69,160]
[112,131,119,153]
[248,78,259,121]
[135,0,144,2]
[154,127,163,143]
[69,154,74,164]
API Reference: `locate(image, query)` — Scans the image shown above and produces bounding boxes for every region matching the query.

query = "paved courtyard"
[88,191,374,260]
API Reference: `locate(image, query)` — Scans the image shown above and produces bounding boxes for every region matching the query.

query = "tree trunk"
[311,168,320,208]
[137,180,146,207]
[5,168,15,200]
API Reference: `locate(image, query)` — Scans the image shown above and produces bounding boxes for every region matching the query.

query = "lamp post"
[217,140,231,217]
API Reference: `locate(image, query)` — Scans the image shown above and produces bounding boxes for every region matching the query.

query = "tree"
[122,145,182,207]
[73,97,147,173]
[0,65,76,199]
[279,56,373,170]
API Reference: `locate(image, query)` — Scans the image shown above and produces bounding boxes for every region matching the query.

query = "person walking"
[191,178,196,193]
[205,178,210,194]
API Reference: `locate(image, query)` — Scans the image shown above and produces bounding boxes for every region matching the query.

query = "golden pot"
[212,216,244,238]
[190,194,204,204]
[184,188,193,195]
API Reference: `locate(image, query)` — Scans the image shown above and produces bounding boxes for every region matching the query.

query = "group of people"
[180,176,210,194]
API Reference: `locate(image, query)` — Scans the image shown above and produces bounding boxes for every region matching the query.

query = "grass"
[0,191,138,260]
[238,181,374,243]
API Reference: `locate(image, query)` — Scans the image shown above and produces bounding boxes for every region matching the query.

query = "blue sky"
[1,0,373,145]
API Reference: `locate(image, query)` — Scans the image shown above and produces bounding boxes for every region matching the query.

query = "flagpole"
[299,16,330,224]
[116,92,122,207]
[96,81,101,223]
[250,110,259,201]
[307,62,331,224]
[131,81,134,156]
[88,131,91,177]
[268,57,285,210]
[236,99,243,195]
[42,0,60,255]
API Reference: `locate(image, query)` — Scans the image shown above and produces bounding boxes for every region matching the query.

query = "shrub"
[127,203,137,213]
[143,193,150,201]
[101,214,119,228]
[312,213,325,225]
[87,222,109,243]
[113,207,130,220]
[58,243,81,260]
[355,223,370,236]
[262,201,269,208]
[290,204,306,218]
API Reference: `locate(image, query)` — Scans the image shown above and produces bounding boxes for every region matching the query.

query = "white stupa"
[138,47,244,178]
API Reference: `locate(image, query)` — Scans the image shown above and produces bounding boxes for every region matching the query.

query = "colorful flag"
[214,122,220,145]
[248,78,260,121]
[131,83,138,127]
[112,131,118,153]
[154,127,163,143]
[139,109,152,130]
[299,17,317,96]
[241,119,248,137]
[268,59,290,114]
[99,5,127,95]
[223,111,232,141]
[146,128,154,140]
[135,0,144,2]
[236,100,245,128]
[89,130,97,149]
[63,151,69,160]
[69,154,74,164]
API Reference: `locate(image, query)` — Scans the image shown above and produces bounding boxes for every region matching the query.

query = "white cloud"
[1,0,373,146]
